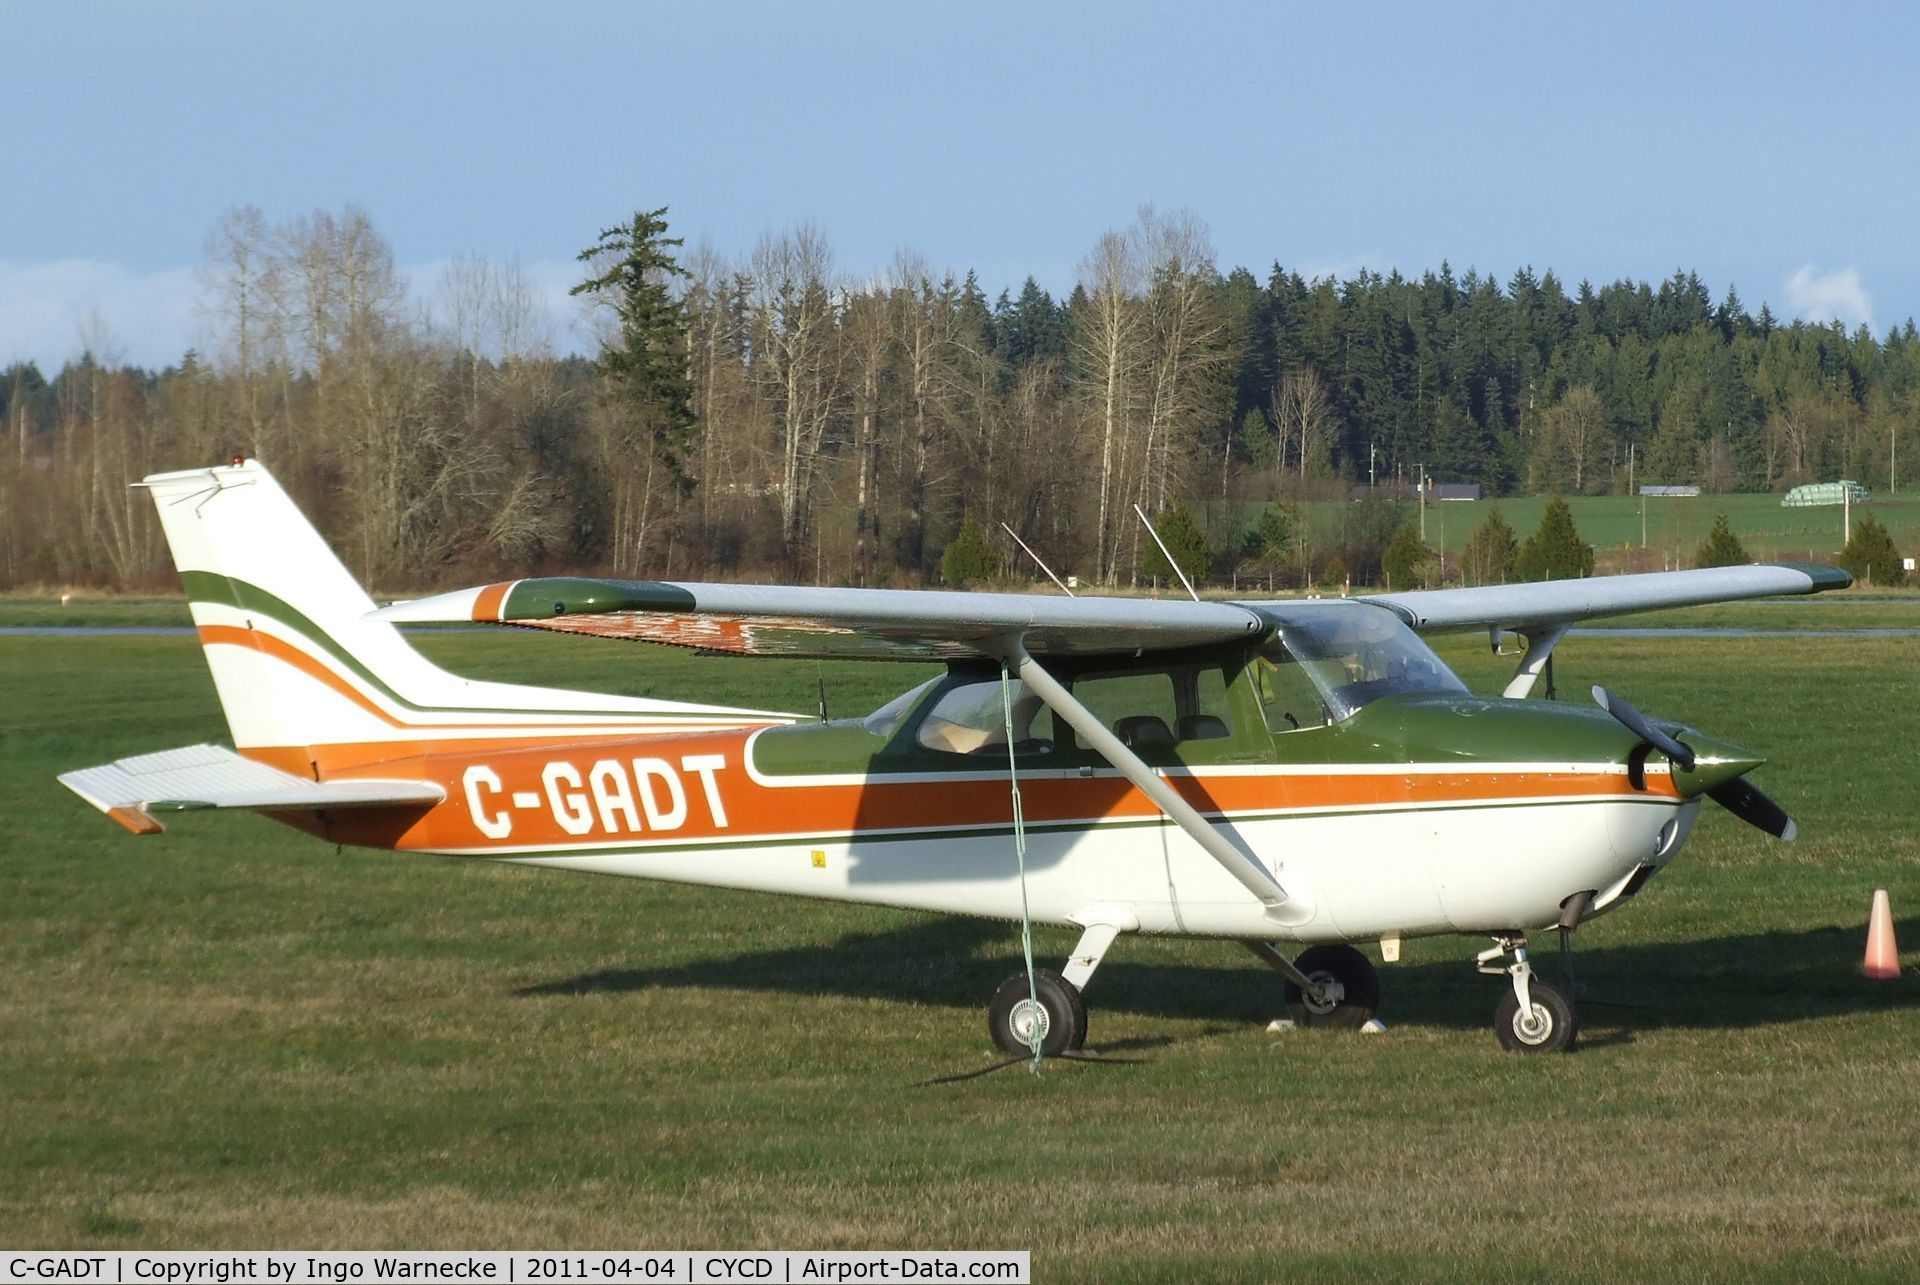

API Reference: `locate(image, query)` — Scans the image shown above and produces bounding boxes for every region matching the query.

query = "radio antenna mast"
[1001,523,1075,596]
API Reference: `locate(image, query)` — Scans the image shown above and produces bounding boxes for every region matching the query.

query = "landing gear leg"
[1478,936,1577,1053]
[1246,940,1381,1028]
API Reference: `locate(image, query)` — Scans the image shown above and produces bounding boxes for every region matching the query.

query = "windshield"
[1260,606,1467,722]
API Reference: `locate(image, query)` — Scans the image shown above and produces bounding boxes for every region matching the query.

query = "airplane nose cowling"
[1666,733,1765,798]
[1590,686,1797,840]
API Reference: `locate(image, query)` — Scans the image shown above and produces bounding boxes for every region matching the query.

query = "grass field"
[3,616,1918,1279]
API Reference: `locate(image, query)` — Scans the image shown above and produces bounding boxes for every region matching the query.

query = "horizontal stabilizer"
[59,744,444,835]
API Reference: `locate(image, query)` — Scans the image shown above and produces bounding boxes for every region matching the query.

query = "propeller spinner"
[1590,686,1797,841]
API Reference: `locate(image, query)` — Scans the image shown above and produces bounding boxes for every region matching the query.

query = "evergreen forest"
[4,202,1916,592]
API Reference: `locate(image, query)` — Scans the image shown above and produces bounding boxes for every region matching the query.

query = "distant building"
[1638,485,1701,497]
[1782,480,1872,507]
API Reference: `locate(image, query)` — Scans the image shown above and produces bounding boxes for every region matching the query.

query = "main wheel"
[987,968,1087,1057]
[1283,944,1381,1028]
[1493,978,1578,1053]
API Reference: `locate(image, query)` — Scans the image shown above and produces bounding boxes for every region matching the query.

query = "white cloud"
[0,259,201,370]
[1783,265,1873,330]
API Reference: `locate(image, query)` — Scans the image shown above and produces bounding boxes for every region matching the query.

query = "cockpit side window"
[1065,663,1241,755]
[913,676,1053,757]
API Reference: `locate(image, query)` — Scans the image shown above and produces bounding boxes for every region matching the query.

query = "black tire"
[987,968,1086,1057]
[1282,944,1381,1028]
[1493,978,1578,1053]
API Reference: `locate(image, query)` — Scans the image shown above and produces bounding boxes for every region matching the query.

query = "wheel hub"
[1302,971,1346,1014]
[1008,997,1050,1044]
[1514,1003,1553,1043]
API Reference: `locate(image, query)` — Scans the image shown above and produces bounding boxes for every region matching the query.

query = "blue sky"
[3,0,1914,369]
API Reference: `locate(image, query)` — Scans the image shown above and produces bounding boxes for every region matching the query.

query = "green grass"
[3,627,1918,1279]
[1216,491,1920,575]
[0,596,195,627]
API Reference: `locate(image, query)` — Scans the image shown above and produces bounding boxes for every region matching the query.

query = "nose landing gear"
[1478,936,1577,1053]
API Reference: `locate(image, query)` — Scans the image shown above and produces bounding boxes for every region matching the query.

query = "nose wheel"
[1479,937,1577,1053]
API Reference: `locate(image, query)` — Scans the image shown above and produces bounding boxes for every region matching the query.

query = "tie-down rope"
[1001,663,1044,1076]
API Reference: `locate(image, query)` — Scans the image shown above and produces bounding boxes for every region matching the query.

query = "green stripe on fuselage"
[181,570,756,723]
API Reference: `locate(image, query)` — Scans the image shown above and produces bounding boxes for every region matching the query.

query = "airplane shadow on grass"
[517,913,1916,1037]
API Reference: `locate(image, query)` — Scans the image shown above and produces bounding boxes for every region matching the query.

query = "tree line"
[3,201,1916,593]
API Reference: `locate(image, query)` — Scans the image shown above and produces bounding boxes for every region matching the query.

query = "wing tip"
[1768,561,1853,592]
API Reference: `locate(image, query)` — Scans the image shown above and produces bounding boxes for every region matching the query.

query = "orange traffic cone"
[1864,889,1901,980]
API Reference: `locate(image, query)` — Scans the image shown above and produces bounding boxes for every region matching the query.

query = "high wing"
[375,576,1268,659]
[1360,562,1852,634]
[60,744,445,836]
[372,563,1850,660]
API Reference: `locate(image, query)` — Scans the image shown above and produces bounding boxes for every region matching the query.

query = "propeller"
[1590,685,1796,841]
[1704,776,1798,841]
[1590,685,1693,771]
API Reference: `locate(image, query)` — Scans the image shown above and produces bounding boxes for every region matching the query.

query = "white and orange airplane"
[61,461,1849,1054]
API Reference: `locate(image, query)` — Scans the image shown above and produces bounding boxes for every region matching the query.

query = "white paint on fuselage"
[494,791,1693,946]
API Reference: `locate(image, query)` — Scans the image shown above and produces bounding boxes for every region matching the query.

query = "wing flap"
[60,744,443,835]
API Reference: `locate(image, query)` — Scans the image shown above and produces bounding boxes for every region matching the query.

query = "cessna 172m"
[62,461,1851,1054]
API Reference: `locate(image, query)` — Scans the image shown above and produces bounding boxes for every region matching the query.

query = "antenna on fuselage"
[1001,523,1075,596]
[1132,503,1200,603]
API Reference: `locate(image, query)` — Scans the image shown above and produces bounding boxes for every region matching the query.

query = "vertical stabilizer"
[143,461,788,767]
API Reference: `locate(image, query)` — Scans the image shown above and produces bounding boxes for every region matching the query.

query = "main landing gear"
[1479,936,1578,1053]
[1243,940,1380,1027]
[986,921,1120,1056]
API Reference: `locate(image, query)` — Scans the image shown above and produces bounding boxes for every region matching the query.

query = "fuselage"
[289,647,1702,946]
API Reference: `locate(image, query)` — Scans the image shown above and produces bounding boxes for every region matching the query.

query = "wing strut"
[1500,625,1570,699]
[1003,641,1315,927]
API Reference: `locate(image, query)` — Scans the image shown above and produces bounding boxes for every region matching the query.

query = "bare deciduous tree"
[1272,365,1336,486]
[1072,230,1146,582]
[750,224,844,571]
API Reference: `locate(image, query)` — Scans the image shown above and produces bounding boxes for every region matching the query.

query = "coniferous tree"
[1252,504,1293,559]
[1382,520,1439,589]
[1142,500,1211,587]
[1239,503,1295,587]
[1462,505,1519,585]
[939,513,1001,587]
[571,207,696,487]
[1515,497,1594,580]
[1240,408,1275,472]
[1694,512,1750,567]
[1840,514,1905,586]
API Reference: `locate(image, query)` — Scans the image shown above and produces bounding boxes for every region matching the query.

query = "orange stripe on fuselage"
[305,727,1683,855]
[196,625,783,772]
